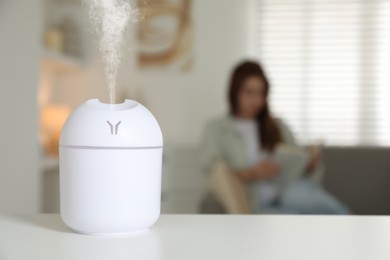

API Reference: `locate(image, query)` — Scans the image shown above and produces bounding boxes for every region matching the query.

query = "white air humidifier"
[59,99,163,235]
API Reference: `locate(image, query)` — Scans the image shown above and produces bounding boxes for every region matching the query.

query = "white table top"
[1,214,390,260]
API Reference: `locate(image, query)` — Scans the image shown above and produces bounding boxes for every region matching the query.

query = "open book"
[271,145,310,189]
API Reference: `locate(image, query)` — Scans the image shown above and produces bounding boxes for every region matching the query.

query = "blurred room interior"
[0,0,389,215]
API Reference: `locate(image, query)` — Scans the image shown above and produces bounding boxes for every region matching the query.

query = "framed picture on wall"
[137,0,194,72]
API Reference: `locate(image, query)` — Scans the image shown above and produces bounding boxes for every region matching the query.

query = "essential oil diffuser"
[59,99,163,235]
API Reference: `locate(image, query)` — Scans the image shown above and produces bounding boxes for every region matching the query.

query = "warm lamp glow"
[40,105,71,156]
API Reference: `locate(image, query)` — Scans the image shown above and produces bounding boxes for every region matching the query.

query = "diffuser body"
[59,99,163,235]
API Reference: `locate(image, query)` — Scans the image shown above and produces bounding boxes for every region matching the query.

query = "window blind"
[252,0,390,145]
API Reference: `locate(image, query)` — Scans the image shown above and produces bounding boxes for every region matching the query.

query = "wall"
[128,0,254,148]
[0,0,42,213]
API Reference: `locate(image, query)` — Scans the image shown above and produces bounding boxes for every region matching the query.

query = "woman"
[200,61,348,214]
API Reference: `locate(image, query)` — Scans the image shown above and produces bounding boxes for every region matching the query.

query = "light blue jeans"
[258,178,349,215]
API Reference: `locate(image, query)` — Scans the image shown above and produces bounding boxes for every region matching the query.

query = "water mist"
[85,0,138,104]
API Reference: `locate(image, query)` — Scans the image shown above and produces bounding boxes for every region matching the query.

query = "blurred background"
[0,0,389,215]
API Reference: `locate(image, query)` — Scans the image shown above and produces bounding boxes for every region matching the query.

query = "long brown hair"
[228,61,282,151]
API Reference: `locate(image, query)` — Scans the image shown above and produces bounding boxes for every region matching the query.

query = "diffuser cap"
[60,99,163,148]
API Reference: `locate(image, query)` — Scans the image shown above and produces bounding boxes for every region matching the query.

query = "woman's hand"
[305,143,323,175]
[237,160,280,182]
[305,153,321,175]
[253,160,280,179]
